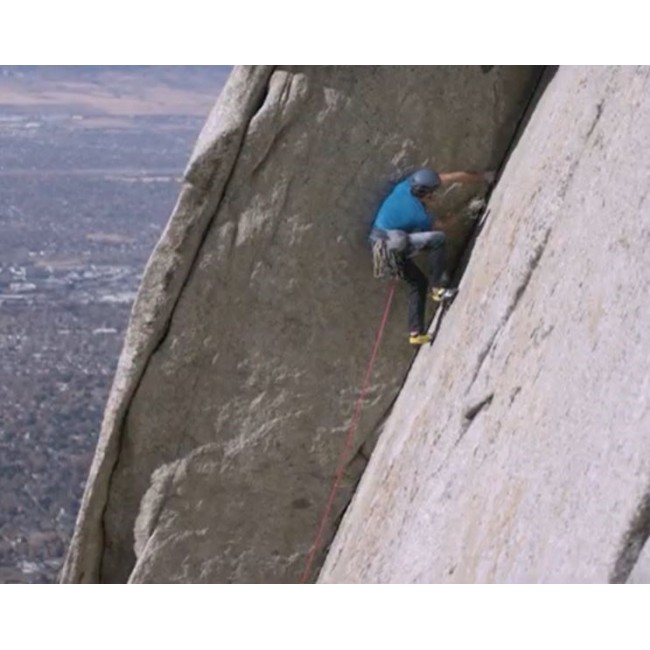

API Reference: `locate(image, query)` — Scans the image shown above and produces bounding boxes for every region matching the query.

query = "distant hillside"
[0,66,232,117]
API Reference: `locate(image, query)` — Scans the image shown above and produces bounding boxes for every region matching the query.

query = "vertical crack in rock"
[321,66,650,585]
[99,90,274,579]
[345,67,554,507]
[610,490,650,583]
[449,69,553,293]
[89,67,273,576]
[495,66,557,177]
[343,391,402,473]
[145,72,278,364]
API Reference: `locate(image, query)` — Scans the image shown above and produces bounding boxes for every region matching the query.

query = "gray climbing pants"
[369,228,448,334]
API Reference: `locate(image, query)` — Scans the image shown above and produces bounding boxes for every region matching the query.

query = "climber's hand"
[483,171,497,186]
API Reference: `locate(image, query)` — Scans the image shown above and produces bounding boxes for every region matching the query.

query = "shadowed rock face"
[61,66,541,583]
[320,66,650,584]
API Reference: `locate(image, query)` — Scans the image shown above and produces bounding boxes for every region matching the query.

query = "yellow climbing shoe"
[409,333,432,346]
[431,287,458,303]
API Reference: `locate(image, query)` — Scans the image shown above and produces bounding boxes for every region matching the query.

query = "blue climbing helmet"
[410,168,441,195]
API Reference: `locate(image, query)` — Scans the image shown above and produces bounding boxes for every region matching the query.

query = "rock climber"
[370,167,494,346]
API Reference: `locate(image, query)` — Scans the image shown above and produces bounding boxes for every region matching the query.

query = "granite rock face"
[61,66,540,583]
[320,66,650,583]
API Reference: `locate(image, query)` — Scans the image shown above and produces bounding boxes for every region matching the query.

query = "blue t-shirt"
[372,178,431,232]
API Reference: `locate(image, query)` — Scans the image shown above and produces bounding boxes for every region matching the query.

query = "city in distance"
[0,65,231,582]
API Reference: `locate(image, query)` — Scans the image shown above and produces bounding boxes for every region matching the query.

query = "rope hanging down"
[300,281,396,583]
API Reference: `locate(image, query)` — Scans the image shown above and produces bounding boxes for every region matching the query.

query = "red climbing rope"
[300,281,396,583]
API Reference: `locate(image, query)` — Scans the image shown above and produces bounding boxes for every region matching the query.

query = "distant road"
[0,168,182,178]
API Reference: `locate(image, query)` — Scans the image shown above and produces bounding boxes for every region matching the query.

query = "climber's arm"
[439,171,495,186]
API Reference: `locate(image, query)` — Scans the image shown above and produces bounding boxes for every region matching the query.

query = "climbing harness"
[300,281,396,583]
